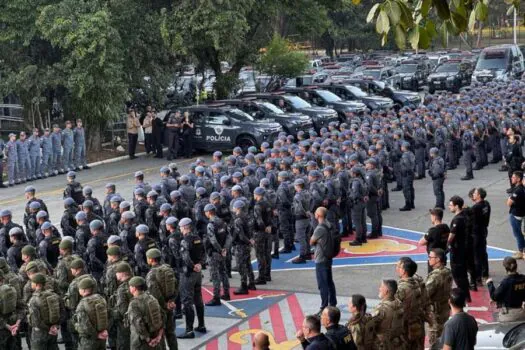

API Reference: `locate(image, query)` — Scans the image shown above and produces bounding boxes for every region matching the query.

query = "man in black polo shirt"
[447,195,471,303]
[419,208,450,273]
[507,171,525,259]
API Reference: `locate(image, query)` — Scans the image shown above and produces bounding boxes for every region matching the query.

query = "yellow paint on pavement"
[341,239,416,254]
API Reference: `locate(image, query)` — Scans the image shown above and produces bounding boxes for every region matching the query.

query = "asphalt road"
[1,151,518,300]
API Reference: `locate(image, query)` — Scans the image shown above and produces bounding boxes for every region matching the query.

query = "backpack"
[86,295,108,332]
[67,274,97,311]
[70,183,85,205]
[143,293,163,334]
[38,290,61,325]
[156,264,177,299]
[320,222,341,259]
[0,284,17,315]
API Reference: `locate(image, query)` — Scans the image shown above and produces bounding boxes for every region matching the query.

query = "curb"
[87,147,169,167]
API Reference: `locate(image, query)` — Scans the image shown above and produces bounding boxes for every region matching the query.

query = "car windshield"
[503,322,525,348]
[398,64,418,73]
[286,95,312,108]
[259,102,284,114]
[345,85,368,97]
[227,108,255,122]
[315,90,342,102]
[476,50,509,70]
[435,63,459,73]
[364,69,381,79]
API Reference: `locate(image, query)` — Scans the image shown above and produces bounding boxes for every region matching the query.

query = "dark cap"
[129,276,146,287]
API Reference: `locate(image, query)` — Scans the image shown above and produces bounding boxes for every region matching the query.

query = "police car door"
[205,112,236,146]
[191,111,206,148]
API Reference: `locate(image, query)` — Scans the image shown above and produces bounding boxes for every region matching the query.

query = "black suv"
[427,60,473,93]
[344,79,421,109]
[322,84,394,110]
[241,92,339,131]
[397,60,430,91]
[282,87,367,121]
[211,98,314,137]
[179,105,282,151]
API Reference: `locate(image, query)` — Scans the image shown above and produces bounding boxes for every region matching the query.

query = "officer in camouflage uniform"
[395,257,425,350]
[346,294,373,350]
[160,167,178,202]
[134,224,158,277]
[112,262,133,350]
[101,246,123,350]
[0,209,23,256]
[145,191,161,235]
[103,183,117,217]
[365,159,382,238]
[24,186,49,225]
[7,227,25,272]
[74,278,108,350]
[399,142,416,211]
[74,212,90,257]
[65,259,96,349]
[85,219,107,281]
[25,203,41,246]
[127,276,165,349]
[83,186,103,218]
[19,245,51,284]
[253,187,272,284]
[204,204,231,305]
[428,147,446,209]
[170,190,191,221]
[27,273,64,350]
[146,248,178,350]
[425,248,453,348]
[292,178,311,263]
[0,269,25,350]
[63,171,85,205]
[369,279,406,350]
[39,221,61,268]
[61,198,79,238]
[349,166,368,246]
[177,218,206,338]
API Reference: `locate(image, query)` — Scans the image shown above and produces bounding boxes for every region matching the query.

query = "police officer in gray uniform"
[399,141,416,211]
[413,120,427,179]
[16,131,30,183]
[349,166,368,246]
[292,178,311,264]
[428,147,446,209]
[51,124,63,175]
[73,119,89,170]
[6,133,19,186]
[40,128,52,178]
[461,122,475,180]
[28,128,42,180]
[365,158,382,238]
[62,120,75,172]
[276,171,294,253]
[231,200,256,294]
[0,137,5,187]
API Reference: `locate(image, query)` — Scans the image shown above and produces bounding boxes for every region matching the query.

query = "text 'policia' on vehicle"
[176,104,283,152]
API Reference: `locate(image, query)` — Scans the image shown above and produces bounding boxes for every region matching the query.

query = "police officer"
[321,306,356,350]
[145,191,161,235]
[83,186,103,217]
[51,124,63,175]
[41,128,53,178]
[0,209,24,256]
[73,119,89,170]
[177,218,206,339]
[39,222,61,268]
[24,185,48,225]
[204,204,231,305]
[160,166,178,202]
[413,120,427,179]
[0,269,24,349]
[277,171,294,253]
[461,122,475,180]
[194,187,209,239]
[346,294,373,349]
[16,131,31,183]
[349,166,368,246]
[7,227,25,272]
[134,224,158,277]
[171,190,192,220]
[365,159,382,239]
[253,187,272,284]
[75,212,90,257]
[470,187,491,282]
[85,219,107,280]
[231,200,257,294]
[74,277,108,350]
[28,128,42,180]
[64,171,85,205]
[166,110,183,160]
[487,257,525,322]
[0,136,5,187]
[61,198,79,238]
[428,147,446,209]
[425,248,453,348]
[103,183,117,216]
[292,178,311,263]
[145,248,179,350]
[62,120,75,172]
[399,141,415,211]
[6,133,19,186]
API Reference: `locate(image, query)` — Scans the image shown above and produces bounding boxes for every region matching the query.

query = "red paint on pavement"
[287,293,306,332]
[468,286,497,322]
[227,326,242,350]
[206,337,219,350]
[269,302,287,343]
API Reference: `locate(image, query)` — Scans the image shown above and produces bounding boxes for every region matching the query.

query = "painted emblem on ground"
[263,224,513,271]
[178,287,497,349]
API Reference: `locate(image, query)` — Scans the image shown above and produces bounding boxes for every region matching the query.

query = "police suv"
[398,60,430,91]
[180,105,282,151]
[283,87,367,121]
[210,98,314,137]
[241,92,339,131]
[427,59,473,93]
[321,84,394,110]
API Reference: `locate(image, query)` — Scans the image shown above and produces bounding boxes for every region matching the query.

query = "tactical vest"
[85,294,108,332]
[66,274,98,311]
[377,300,405,347]
[188,235,204,264]
[0,284,17,315]
[214,219,229,249]
[132,292,163,335]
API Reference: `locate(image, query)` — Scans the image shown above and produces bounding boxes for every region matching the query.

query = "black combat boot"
[234,284,249,295]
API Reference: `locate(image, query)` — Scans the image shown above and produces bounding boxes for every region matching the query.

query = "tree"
[364,0,521,50]
[257,34,309,91]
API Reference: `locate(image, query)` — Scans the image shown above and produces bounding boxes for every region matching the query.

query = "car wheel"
[236,135,257,152]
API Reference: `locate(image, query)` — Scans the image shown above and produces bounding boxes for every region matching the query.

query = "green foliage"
[257,34,309,90]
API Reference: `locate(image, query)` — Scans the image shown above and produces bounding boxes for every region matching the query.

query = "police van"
[472,44,525,83]
[179,104,283,151]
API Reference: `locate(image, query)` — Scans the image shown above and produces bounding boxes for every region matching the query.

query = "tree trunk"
[87,124,102,153]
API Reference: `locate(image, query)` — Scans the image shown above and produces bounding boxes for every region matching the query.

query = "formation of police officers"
[1,80,525,349]
[0,119,90,188]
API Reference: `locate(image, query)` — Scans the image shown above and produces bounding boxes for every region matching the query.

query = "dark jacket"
[301,333,336,350]
[325,324,356,350]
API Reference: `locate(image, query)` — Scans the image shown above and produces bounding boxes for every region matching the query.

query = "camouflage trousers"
[254,231,271,281]
[30,327,58,350]
[428,307,450,348]
[163,309,178,350]
[116,321,130,350]
[78,336,106,350]
[209,252,229,298]
[180,271,205,331]
[130,331,163,350]
[0,328,18,350]
[235,244,254,285]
